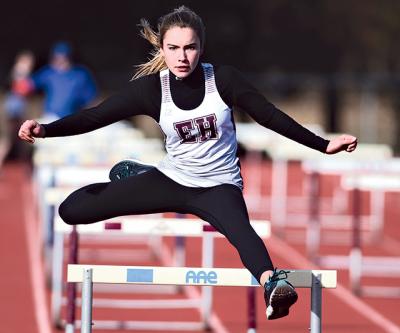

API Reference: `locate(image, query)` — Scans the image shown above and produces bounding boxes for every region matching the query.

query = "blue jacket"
[32,65,97,118]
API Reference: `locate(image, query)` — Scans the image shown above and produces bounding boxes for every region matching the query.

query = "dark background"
[2,1,400,85]
[1,0,400,147]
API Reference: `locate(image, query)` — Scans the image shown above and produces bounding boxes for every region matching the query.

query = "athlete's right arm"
[19,120,45,144]
[19,74,161,140]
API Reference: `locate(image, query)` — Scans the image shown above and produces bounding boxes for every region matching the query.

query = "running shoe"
[109,158,155,181]
[264,268,298,320]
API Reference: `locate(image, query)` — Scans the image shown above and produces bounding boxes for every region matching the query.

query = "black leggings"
[59,168,274,282]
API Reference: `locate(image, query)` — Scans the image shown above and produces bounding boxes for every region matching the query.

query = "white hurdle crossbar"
[68,265,336,333]
[57,218,270,332]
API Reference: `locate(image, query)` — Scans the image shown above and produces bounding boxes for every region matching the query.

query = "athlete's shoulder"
[118,72,161,100]
[126,72,160,90]
[210,64,247,90]
[117,72,161,117]
[211,64,245,82]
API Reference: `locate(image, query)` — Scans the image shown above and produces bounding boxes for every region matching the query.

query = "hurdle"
[279,156,400,260]
[43,180,270,330]
[271,143,392,237]
[68,265,337,333]
[235,122,394,238]
[36,166,110,276]
[37,162,166,283]
[302,157,400,242]
[53,216,270,331]
[318,173,400,298]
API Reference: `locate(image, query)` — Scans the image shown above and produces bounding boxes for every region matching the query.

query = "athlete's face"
[161,26,202,79]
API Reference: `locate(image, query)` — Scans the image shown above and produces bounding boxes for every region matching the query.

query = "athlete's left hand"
[326,134,358,154]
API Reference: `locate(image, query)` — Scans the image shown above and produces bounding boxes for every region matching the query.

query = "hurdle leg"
[44,168,56,286]
[175,236,186,267]
[247,287,256,333]
[310,273,322,333]
[350,188,362,295]
[36,166,53,272]
[244,150,264,211]
[174,214,187,267]
[306,172,321,262]
[65,226,79,333]
[174,214,187,295]
[271,159,288,237]
[51,231,64,328]
[370,190,384,242]
[81,268,93,333]
[201,229,214,330]
[44,203,56,287]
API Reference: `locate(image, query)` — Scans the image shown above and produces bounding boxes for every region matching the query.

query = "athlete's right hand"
[18,120,45,143]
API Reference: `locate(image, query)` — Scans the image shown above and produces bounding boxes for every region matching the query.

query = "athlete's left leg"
[183,183,298,320]
[183,184,272,281]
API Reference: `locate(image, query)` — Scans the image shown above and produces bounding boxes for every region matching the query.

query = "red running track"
[1,161,400,333]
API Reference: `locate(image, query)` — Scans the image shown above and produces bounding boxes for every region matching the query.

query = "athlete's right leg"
[58,168,189,225]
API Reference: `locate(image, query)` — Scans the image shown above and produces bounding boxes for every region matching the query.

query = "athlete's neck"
[170,63,203,87]
[168,63,205,110]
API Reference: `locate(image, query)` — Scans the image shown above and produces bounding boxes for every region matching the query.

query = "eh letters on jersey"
[174,113,219,144]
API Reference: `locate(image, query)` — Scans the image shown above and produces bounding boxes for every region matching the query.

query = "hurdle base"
[70,320,209,331]
[361,286,400,299]
[65,323,74,333]
[62,296,202,309]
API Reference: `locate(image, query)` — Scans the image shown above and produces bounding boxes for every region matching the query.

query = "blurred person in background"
[30,41,98,121]
[2,50,35,161]
[18,6,357,320]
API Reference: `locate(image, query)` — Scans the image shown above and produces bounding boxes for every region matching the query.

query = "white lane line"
[23,183,52,333]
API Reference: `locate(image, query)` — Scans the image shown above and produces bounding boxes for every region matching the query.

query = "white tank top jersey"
[157,63,243,189]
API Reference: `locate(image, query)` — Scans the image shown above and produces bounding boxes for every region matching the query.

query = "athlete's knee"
[58,199,80,225]
[58,192,92,225]
[58,185,101,225]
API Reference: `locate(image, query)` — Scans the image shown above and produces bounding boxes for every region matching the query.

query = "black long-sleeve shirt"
[42,64,329,153]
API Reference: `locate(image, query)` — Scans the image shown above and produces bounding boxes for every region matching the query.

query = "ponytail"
[131,19,167,80]
[132,6,205,80]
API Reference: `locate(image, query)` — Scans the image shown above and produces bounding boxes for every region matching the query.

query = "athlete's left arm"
[216,66,356,154]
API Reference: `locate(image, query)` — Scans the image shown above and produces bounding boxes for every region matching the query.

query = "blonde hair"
[132,6,205,80]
